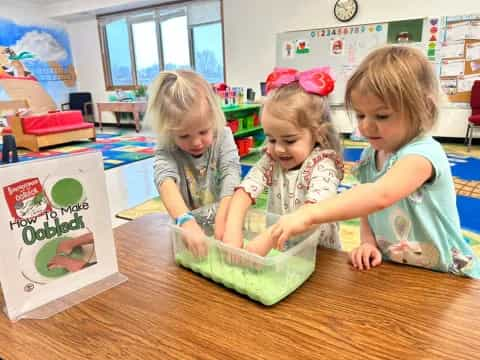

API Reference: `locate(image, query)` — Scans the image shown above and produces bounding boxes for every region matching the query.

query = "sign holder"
[0,151,126,321]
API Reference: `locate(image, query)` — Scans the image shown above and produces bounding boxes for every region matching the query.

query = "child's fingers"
[371,250,382,267]
[349,250,358,268]
[214,227,224,241]
[276,232,289,251]
[354,250,365,270]
[185,236,201,257]
[194,239,208,258]
[270,226,282,245]
[362,251,372,270]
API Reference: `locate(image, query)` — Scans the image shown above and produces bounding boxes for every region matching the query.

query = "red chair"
[466,80,480,151]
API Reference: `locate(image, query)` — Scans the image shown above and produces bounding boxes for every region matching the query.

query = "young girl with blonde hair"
[223,68,344,256]
[265,46,480,278]
[147,70,241,255]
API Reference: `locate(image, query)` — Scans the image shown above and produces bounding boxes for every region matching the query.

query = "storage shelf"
[233,126,263,137]
[240,146,263,159]
[222,103,261,113]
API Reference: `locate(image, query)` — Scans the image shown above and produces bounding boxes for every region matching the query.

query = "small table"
[96,101,147,133]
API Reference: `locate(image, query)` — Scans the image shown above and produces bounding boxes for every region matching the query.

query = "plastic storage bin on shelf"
[235,136,254,157]
[169,207,318,306]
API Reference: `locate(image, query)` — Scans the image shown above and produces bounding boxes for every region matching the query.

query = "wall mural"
[0,17,77,111]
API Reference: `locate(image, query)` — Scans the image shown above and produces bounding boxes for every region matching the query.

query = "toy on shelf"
[214,83,254,108]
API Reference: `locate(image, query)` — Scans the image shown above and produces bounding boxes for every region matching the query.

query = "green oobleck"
[51,178,83,207]
[35,236,85,278]
[175,247,314,305]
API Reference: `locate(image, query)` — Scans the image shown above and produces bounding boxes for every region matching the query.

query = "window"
[192,22,224,83]
[161,14,190,71]
[105,19,133,86]
[99,0,224,89]
[132,20,160,85]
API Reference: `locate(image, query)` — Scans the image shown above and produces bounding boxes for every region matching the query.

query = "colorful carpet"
[116,139,480,256]
[0,133,156,170]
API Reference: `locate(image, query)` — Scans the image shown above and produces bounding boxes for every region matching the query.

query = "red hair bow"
[265,67,334,96]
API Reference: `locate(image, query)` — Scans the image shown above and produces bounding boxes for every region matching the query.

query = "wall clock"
[334,0,358,23]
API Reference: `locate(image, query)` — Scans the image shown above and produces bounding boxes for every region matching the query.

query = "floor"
[105,156,157,228]
[100,126,158,228]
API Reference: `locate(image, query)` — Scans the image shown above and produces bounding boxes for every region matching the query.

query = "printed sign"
[283,41,295,59]
[0,152,123,320]
[295,39,310,54]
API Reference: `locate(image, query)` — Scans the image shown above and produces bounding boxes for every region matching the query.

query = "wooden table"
[1,213,480,359]
[96,101,147,132]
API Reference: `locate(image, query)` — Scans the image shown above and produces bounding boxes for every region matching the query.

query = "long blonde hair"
[345,45,440,140]
[264,82,342,154]
[145,70,225,148]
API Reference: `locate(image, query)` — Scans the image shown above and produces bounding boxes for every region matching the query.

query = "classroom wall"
[49,0,480,133]
[0,1,79,106]
[67,18,106,107]
[0,1,58,26]
[222,0,479,136]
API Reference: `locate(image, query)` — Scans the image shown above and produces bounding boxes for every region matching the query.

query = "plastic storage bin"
[169,208,318,305]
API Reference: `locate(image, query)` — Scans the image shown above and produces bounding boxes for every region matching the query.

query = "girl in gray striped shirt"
[146,70,241,256]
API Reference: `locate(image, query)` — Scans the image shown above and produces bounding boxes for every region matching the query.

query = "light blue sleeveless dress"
[352,136,480,278]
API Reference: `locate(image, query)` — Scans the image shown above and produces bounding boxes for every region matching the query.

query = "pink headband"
[265,67,334,96]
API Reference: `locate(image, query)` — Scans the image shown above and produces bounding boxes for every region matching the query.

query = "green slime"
[35,236,85,278]
[51,178,83,207]
[175,246,314,306]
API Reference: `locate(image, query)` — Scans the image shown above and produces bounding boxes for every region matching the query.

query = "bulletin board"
[276,23,388,105]
[276,15,480,104]
[439,16,480,103]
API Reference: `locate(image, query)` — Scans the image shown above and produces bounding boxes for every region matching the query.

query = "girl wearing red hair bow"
[223,67,344,256]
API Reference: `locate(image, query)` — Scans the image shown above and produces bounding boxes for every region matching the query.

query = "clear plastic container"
[169,207,318,306]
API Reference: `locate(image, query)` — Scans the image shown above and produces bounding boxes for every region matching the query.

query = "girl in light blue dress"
[264,45,480,278]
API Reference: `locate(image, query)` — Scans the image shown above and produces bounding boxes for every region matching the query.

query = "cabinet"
[222,103,264,158]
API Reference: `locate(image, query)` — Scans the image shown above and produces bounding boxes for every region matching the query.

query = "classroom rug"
[116,139,480,256]
[0,133,156,170]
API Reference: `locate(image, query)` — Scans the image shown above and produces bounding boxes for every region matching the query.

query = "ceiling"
[10,0,175,22]
[16,0,71,4]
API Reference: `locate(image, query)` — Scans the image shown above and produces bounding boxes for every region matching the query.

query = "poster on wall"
[0,152,126,321]
[282,41,295,59]
[295,39,310,54]
[0,17,77,109]
[387,19,424,44]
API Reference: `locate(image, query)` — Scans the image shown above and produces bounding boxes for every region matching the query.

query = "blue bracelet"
[175,211,194,226]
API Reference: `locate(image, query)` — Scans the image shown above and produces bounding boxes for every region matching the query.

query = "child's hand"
[220,227,245,265]
[245,231,275,257]
[48,255,87,272]
[270,208,314,251]
[181,220,209,258]
[349,243,382,270]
